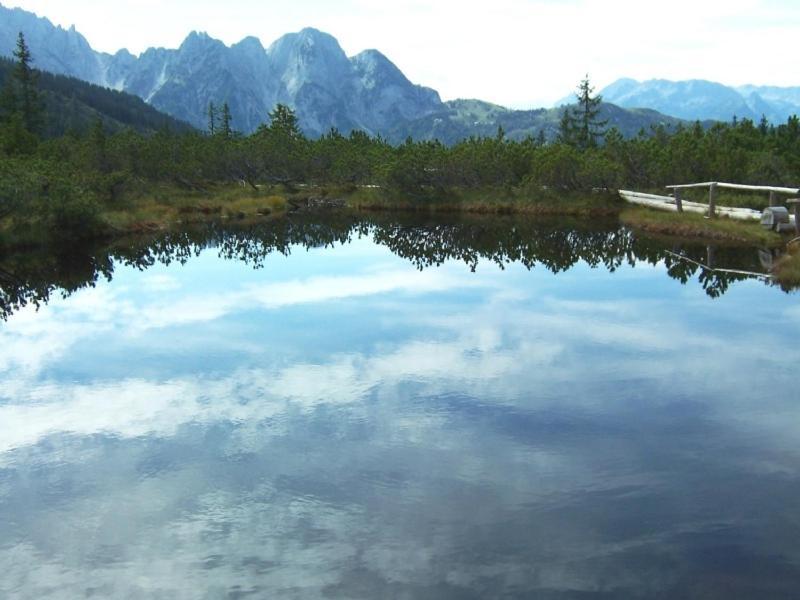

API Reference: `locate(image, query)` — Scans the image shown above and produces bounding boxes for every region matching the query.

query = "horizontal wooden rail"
[663,250,773,280]
[666,182,800,195]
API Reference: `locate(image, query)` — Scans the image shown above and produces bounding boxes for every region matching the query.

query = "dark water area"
[0,213,798,598]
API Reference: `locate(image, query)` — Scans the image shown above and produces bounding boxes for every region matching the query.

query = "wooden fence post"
[674,188,683,212]
[788,199,800,234]
[708,183,718,219]
[769,191,778,207]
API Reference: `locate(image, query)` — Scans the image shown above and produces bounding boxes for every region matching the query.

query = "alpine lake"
[1,211,799,599]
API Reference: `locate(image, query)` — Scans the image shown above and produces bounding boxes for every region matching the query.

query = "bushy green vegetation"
[6,111,798,200]
[2,35,800,245]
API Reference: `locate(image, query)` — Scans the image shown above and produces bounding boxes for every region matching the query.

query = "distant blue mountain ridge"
[557,78,800,123]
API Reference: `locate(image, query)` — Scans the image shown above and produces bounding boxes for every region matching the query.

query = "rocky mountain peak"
[179,30,223,53]
[233,36,265,53]
[267,28,351,97]
[268,27,348,64]
[351,49,411,90]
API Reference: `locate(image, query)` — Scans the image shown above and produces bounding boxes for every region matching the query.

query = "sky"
[3,0,800,107]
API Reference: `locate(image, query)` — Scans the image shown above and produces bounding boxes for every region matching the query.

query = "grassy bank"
[345,186,621,216]
[0,183,293,249]
[102,184,290,232]
[619,206,783,246]
[1,183,623,250]
[0,183,794,255]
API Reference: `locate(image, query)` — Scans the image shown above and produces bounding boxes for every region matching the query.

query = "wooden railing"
[664,182,800,218]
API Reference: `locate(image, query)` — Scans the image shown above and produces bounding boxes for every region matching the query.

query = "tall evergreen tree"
[560,75,607,149]
[221,102,232,138]
[758,114,770,136]
[268,103,301,138]
[573,75,607,149]
[8,32,42,134]
[557,107,577,146]
[207,101,218,135]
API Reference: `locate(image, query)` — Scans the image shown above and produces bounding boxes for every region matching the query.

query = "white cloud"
[1,273,797,460]
[134,266,478,330]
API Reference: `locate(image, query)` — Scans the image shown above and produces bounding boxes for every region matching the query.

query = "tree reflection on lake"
[0,212,785,320]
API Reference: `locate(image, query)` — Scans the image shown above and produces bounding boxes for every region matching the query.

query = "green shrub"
[40,179,105,239]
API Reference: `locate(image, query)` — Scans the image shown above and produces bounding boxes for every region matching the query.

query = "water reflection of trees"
[372,218,636,272]
[0,212,783,319]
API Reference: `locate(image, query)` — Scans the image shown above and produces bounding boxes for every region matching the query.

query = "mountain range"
[3,2,797,143]
[0,3,443,138]
[584,78,800,124]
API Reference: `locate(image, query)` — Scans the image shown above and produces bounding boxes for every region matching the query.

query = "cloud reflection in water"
[1,233,799,599]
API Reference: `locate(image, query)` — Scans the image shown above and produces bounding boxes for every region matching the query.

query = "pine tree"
[574,75,607,148]
[207,101,218,135]
[558,107,577,146]
[250,103,306,185]
[220,102,232,138]
[758,114,769,136]
[9,32,42,134]
[561,75,607,149]
[268,103,301,138]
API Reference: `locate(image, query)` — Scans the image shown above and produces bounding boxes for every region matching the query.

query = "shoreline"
[2,185,797,287]
[0,184,786,246]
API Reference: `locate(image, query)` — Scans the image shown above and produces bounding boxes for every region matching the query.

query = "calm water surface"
[1,215,799,599]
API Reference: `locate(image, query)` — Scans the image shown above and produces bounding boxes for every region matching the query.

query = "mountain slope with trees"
[389,99,688,145]
[0,56,193,137]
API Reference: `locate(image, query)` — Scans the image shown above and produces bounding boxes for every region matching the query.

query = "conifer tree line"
[3,33,800,236]
[0,32,42,152]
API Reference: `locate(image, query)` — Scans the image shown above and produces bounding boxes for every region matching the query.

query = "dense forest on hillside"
[392,98,691,144]
[0,56,192,137]
[2,35,800,244]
